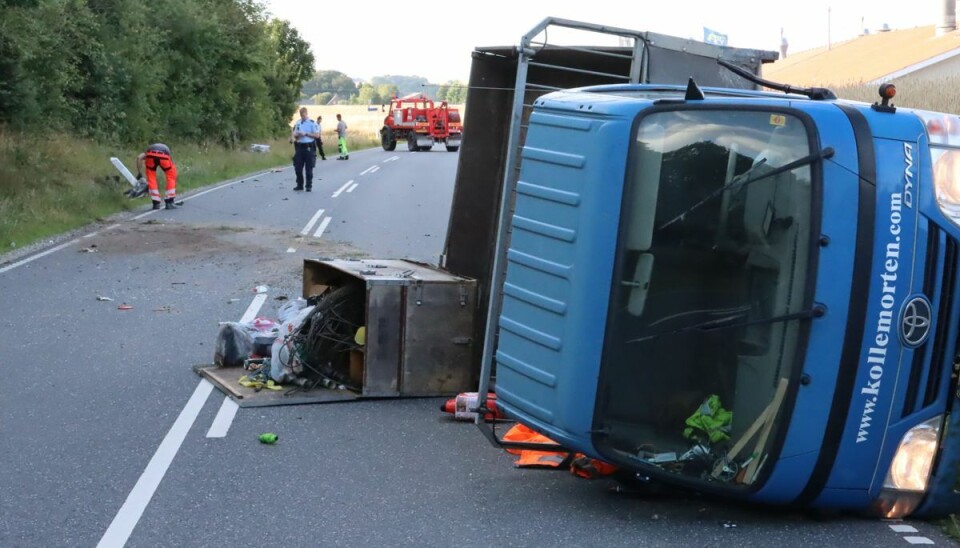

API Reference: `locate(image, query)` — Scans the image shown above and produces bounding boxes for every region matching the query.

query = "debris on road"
[259,433,278,444]
[153,305,174,313]
[96,295,114,302]
[254,285,269,294]
[79,245,98,253]
[118,304,133,310]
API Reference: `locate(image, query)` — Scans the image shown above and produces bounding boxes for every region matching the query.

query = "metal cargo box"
[302,258,478,397]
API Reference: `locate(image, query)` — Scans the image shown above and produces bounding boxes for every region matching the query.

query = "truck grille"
[903,224,958,416]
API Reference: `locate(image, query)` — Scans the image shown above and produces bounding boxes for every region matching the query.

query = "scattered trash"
[239,373,282,391]
[228,298,240,303]
[118,304,133,310]
[274,295,289,301]
[722,521,737,528]
[171,282,186,285]
[441,392,501,421]
[153,306,174,312]
[96,295,114,302]
[651,514,660,521]
[271,168,283,173]
[259,433,278,444]
[250,144,271,153]
[254,285,269,294]
[79,245,98,253]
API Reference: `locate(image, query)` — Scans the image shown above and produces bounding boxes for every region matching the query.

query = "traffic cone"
[441,392,502,421]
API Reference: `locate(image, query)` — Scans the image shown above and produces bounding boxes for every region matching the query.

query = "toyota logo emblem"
[900,296,932,348]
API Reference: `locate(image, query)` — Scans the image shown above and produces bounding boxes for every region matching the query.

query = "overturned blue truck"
[441,17,960,518]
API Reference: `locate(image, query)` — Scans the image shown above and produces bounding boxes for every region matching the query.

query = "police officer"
[291,107,320,191]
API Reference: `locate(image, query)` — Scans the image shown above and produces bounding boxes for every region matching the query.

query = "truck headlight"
[873,416,943,518]
[933,148,960,223]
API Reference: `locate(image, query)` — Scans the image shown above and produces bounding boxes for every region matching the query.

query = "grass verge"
[0,130,378,251]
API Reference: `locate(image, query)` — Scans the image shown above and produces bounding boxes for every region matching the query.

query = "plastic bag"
[269,305,315,382]
[277,297,309,324]
[214,322,255,368]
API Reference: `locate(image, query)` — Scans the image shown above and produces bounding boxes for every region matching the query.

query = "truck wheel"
[446,145,460,152]
[407,131,418,152]
[381,126,396,151]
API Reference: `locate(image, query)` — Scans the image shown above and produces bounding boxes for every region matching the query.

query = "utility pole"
[828,6,832,50]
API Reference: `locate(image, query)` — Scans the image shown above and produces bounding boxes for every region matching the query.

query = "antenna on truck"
[717,59,837,100]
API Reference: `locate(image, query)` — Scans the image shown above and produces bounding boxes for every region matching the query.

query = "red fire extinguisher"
[441,392,502,421]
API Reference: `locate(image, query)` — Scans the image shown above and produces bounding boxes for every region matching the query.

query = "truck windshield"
[594,109,815,489]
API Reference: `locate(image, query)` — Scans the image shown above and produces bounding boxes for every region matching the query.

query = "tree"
[356,83,382,105]
[301,70,358,103]
[264,18,315,133]
[370,75,429,98]
[436,80,467,104]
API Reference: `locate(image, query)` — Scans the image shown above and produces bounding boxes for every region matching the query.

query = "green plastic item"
[259,433,278,444]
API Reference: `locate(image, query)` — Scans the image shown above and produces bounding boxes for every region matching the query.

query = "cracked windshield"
[596,109,815,488]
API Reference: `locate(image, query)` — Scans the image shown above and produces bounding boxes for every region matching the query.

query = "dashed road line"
[332,180,353,198]
[97,379,215,547]
[890,525,920,533]
[0,238,80,274]
[206,397,240,438]
[360,165,378,175]
[383,156,399,163]
[904,537,934,545]
[300,208,325,235]
[314,217,332,238]
[347,183,359,193]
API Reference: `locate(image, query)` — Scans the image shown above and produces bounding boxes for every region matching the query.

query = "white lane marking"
[240,293,269,323]
[891,525,920,533]
[300,208,325,235]
[84,232,98,238]
[331,180,353,198]
[369,166,380,174]
[132,167,280,221]
[904,537,934,545]
[360,166,377,175]
[0,238,79,274]
[2,168,282,275]
[313,217,332,238]
[206,397,240,438]
[383,156,399,163]
[96,380,215,548]
[132,209,157,221]
[286,247,296,253]
[98,291,267,545]
[347,183,359,193]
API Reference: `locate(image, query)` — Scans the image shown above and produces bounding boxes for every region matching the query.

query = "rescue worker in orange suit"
[136,143,178,210]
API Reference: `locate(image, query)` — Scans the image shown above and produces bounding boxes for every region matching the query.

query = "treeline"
[0,0,314,145]
[301,71,467,105]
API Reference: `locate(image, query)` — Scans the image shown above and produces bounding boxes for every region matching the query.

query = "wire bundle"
[291,284,365,391]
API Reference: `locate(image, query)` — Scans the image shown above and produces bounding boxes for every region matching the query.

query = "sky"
[261,0,944,84]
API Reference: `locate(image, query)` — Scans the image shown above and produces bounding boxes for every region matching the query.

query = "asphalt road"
[0,146,953,547]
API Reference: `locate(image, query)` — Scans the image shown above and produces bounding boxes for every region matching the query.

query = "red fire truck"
[379,95,462,152]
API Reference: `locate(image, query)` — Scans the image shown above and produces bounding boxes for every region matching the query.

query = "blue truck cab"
[492,81,960,518]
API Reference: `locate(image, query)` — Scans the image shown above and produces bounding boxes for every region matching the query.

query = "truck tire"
[407,131,418,152]
[446,145,460,152]
[381,126,396,151]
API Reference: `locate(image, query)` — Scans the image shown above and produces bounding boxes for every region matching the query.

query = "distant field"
[291,104,465,139]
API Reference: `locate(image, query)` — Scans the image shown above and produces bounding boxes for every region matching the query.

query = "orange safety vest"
[502,424,618,478]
